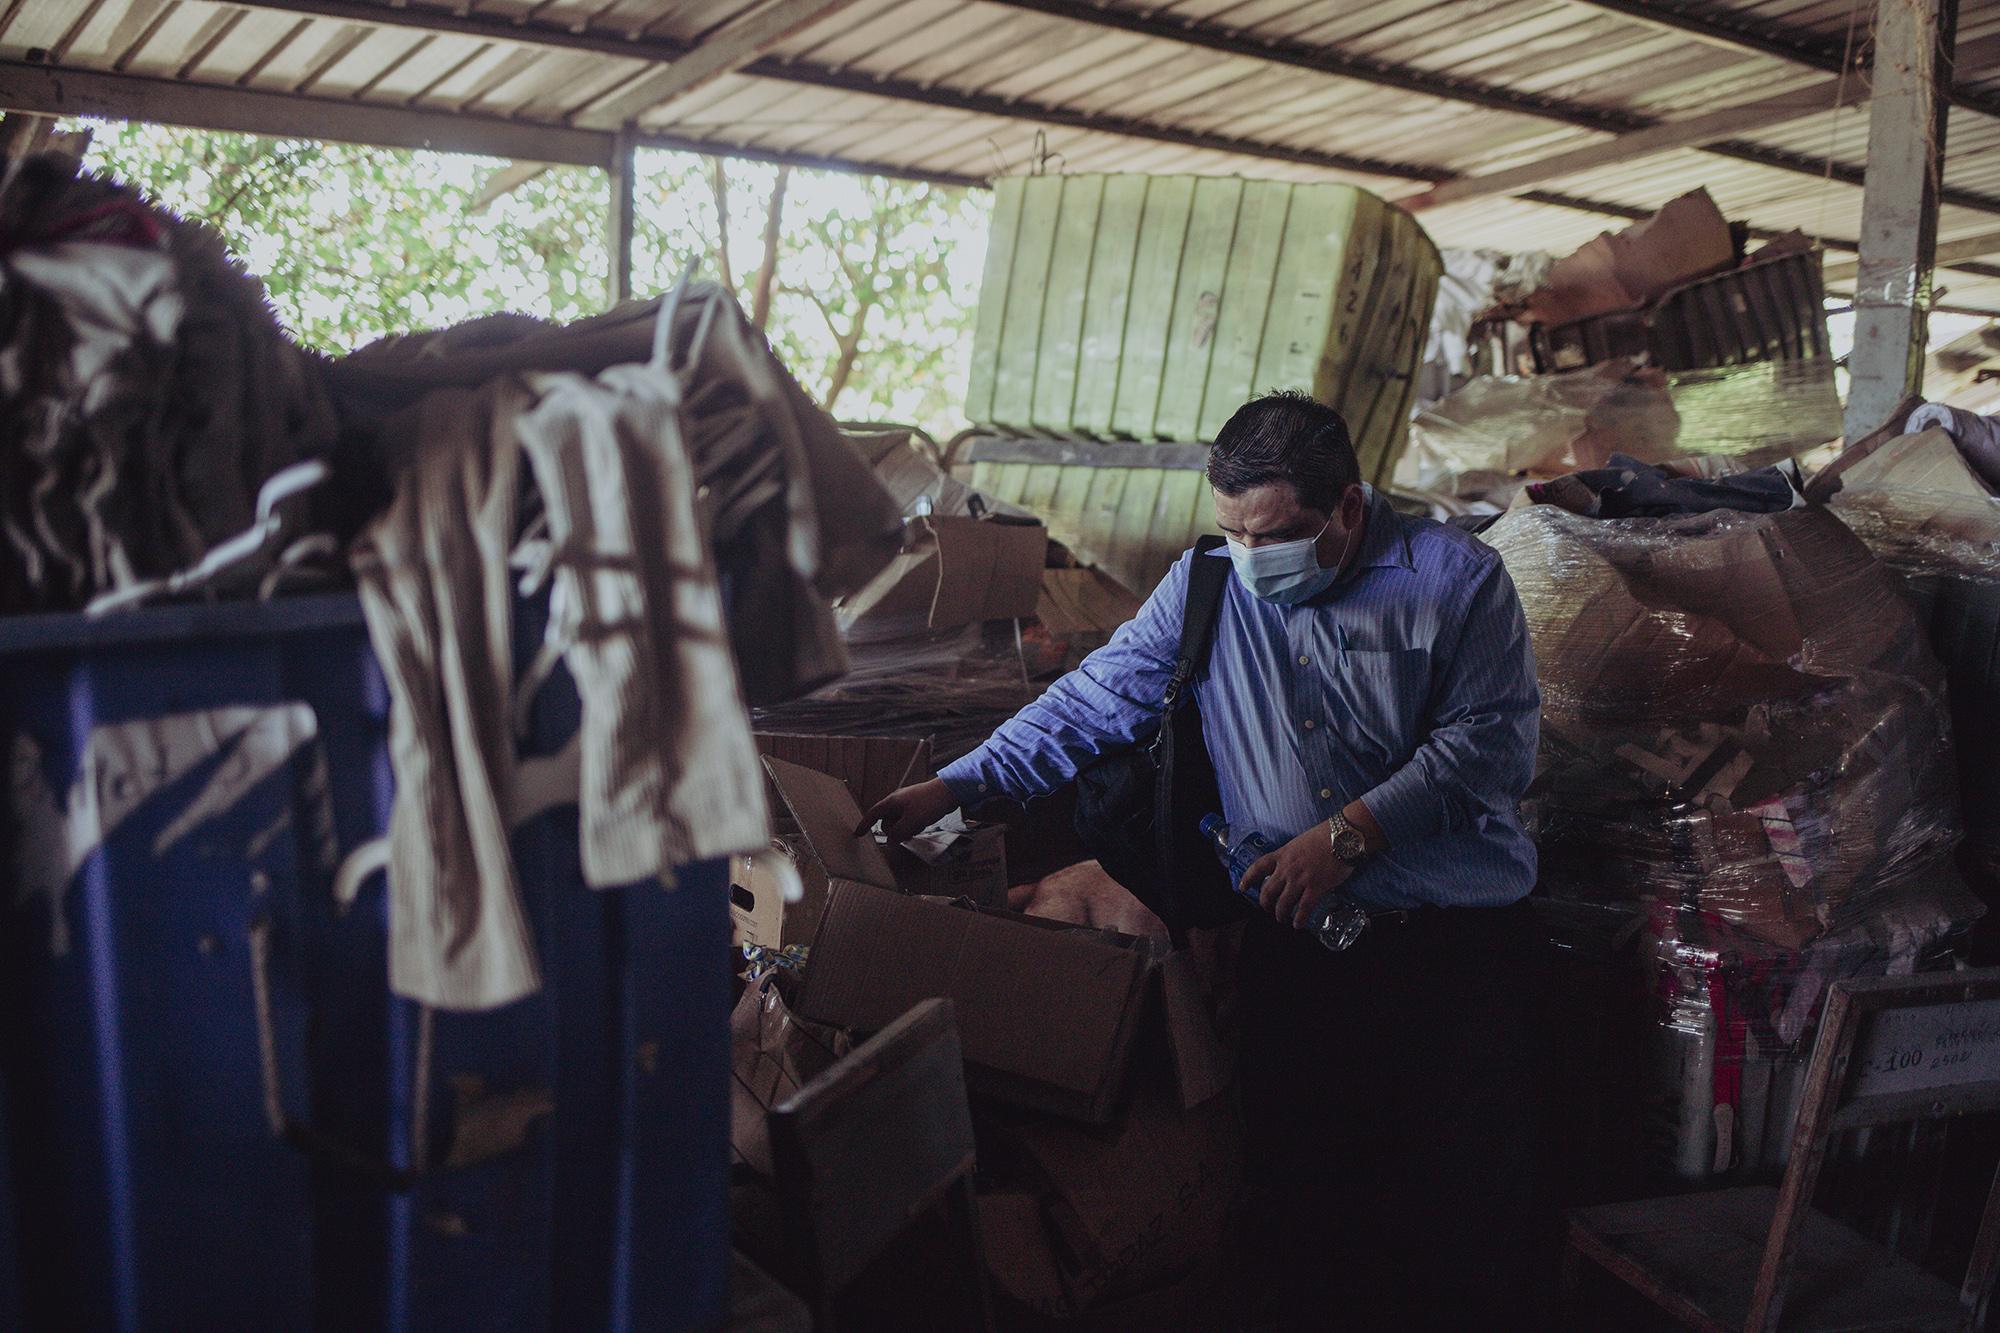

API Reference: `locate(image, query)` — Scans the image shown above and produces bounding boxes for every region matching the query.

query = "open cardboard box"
[753,732,934,816]
[731,754,1009,952]
[797,880,1228,1125]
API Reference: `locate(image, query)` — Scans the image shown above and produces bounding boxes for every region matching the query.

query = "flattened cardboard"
[762,755,898,889]
[1032,567,1146,671]
[1525,188,1733,328]
[931,516,1045,625]
[798,883,1152,1124]
[1155,950,1229,1108]
[1037,567,1144,633]
[1841,427,1997,501]
[977,1191,1074,1316]
[841,515,1048,630]
[1002,1089,1239,1302]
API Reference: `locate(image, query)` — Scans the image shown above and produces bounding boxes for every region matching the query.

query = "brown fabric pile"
[0,152,334,613]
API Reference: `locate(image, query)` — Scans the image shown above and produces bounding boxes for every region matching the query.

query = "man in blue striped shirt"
[864,391,1553,1327]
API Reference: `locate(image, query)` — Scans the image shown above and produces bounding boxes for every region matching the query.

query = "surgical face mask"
[1227,514,1356,605]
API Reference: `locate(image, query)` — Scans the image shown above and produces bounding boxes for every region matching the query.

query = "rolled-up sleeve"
[1357,557,1540,849]
[938,553,1189,805]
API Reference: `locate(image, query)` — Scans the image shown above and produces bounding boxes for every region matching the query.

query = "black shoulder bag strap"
[1152,536,1234,936]
[1157,536,1231,724]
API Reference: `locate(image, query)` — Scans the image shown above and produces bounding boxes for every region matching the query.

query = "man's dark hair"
[1205,390,1360,513]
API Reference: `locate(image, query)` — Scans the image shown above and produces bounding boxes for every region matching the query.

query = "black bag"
[1072,536,1247,934]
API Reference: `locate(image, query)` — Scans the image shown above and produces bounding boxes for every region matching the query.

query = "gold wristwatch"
[1327,810,1369,866]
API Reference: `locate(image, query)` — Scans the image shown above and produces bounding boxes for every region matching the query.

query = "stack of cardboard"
[1397,191,1842,508]
[726,754,1238,1321]
[1490,501,1981,1179]
[750,432,1139,766]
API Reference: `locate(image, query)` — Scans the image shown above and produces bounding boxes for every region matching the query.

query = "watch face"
[1334,826,1366,861]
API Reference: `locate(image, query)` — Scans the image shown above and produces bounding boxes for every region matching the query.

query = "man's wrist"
[1326,811,1370,866]
[936,763,1001,808]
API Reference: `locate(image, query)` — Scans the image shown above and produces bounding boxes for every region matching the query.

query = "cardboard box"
[728,845,806,954]
[887,815,1009,908]
[728,976,851,1178]
[840,514,1047,630]
[753,732,933,815]
[979,1088,1240,1318]
[1524,188,1734,328]
[797,881,1227,1124]
[730,756,902,952]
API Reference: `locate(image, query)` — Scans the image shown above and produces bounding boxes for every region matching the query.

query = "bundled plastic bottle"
[1201,814,1368,951]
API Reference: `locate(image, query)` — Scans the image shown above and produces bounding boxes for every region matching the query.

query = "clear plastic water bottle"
[1201,814,1369,952]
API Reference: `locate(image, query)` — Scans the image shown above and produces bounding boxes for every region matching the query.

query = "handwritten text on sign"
[1849,997,2000,1100]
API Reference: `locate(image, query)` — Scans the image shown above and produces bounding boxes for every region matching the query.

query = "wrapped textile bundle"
[1489,503,1962,950]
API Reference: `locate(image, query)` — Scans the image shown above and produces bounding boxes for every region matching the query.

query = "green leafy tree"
[72,119,989,435]
[79,120,609,349]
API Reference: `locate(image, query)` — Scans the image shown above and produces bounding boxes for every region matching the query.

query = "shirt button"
[978,783,989,793]
[1298,655,1309,665]
[1319,788,1333,800]
[1303,719,1315,730]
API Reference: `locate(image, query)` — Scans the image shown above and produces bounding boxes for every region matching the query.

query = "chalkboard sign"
[1848,995,2000,1100]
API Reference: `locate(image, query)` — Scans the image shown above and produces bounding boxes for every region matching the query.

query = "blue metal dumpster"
[0,594,730,1332]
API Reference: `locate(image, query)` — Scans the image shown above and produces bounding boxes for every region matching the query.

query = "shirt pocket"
[1329,646,1433,767]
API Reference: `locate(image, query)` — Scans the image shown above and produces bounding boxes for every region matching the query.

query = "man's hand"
[856,777,959,842]
[1241,821,1356,930]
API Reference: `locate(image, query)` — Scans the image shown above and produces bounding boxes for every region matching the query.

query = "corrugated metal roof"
[3,0,1998,310]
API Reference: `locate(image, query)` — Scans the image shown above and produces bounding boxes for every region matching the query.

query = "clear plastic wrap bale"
[1832,488,2000,579]
[1401,356,1842,499]
[1488,503,1962,949]
[1827,429,2000,876]
[1640,874,1979,1179]
[1826,426,2000,580]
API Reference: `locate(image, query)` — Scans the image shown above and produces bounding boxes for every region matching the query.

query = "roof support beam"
[1842,0,1958,444]
[180,0,678,62]
[1559,0,2000,123]
[190,0,1446,180]
[732,59,1443,183]
[1404,80,1866,210]
[577,0,865,126]
[0,57,616,165]
[608,130,636,304]
[974,0,1649,127]
[1824,226,2000,283]
[0,60,987,187]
